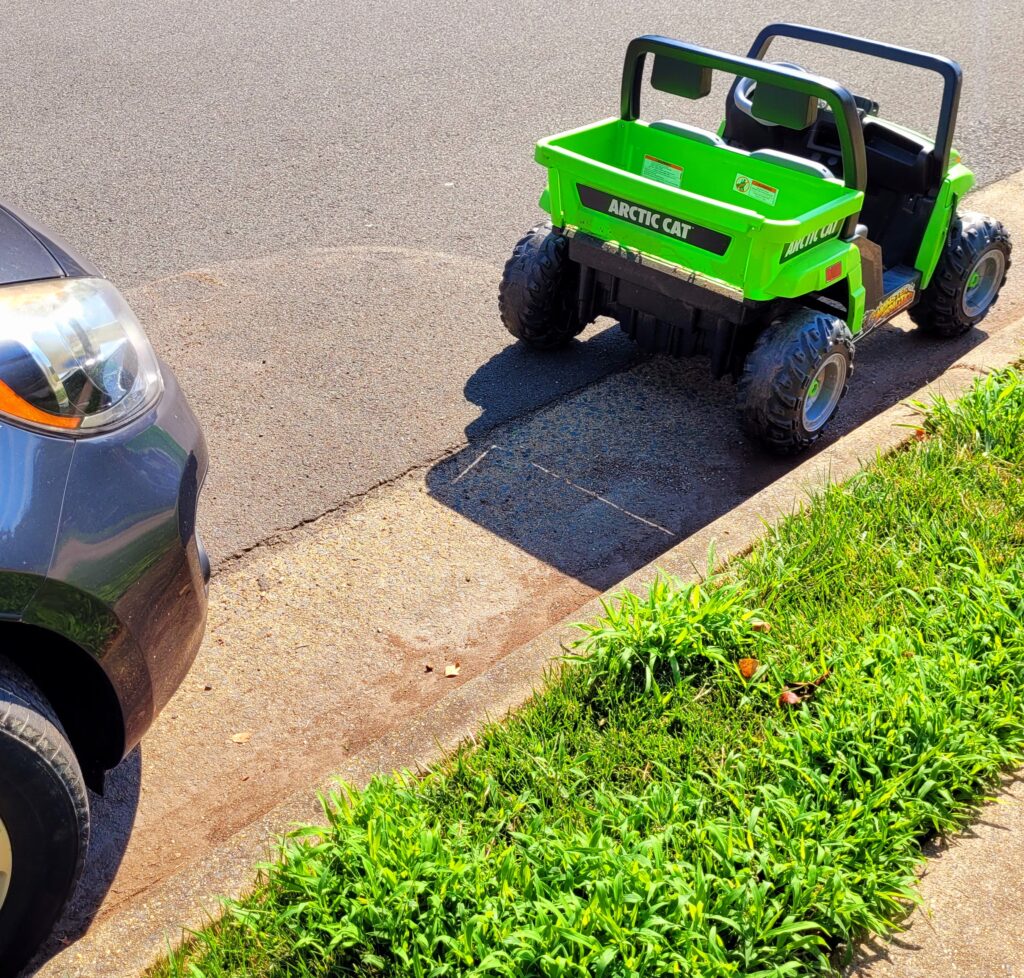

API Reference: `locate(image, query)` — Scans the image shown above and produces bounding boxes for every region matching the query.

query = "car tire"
[0,659,89,976]
[909,211,1012,338]
[738,308,854,454]
[498,223,585,349]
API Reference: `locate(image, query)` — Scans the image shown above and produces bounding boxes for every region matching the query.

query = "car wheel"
[0,660,89,975]
[498,223,585,349]
[909,211,1012,337]
[737,308,854,454]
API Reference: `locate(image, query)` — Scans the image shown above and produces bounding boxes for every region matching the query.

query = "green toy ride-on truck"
[499,24,1012,452]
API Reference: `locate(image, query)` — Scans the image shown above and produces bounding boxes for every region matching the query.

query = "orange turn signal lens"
[0,378,81,431]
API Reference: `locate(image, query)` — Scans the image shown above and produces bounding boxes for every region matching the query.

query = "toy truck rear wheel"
[738,308,854,454]
[910,212,1012,337]
[499,223,585,350]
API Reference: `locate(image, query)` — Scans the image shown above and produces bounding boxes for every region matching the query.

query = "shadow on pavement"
[463,324,641,442]
[428,319,988,591]
[25,749,141,976]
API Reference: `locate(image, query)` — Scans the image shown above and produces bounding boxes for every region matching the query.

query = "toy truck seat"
[722,24,966,269]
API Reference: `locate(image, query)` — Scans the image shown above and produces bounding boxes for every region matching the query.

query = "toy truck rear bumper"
[566,228,771,376]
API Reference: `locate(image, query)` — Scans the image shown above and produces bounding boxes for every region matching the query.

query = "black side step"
[881,266,921,296]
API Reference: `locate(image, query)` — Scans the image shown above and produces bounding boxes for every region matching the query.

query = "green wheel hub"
[962,250,1006,318]
[802,353,848,432]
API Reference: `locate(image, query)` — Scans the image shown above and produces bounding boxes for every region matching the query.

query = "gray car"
[0,201,208,972]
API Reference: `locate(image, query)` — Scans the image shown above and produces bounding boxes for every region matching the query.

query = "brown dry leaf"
[790,670,831,693]
[751,620,771,633]
[738,657,759,680]
[231,731,252,745]
[444,661,461,678]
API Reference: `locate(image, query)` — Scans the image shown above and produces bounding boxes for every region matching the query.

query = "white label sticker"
[642,154,684,188]
[734,173,779,207]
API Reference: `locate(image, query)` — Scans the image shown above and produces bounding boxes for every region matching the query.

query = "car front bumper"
[17,359,209,762]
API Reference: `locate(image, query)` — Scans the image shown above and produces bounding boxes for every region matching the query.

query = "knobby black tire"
[498,223,585,350]
[909,211,1012,337]
[738,308,854,455]
[0,659,89,976]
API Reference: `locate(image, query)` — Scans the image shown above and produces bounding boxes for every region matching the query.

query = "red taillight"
[825,262,843,283]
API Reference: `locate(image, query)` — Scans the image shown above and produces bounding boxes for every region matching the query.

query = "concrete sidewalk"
[846,778,1024,978]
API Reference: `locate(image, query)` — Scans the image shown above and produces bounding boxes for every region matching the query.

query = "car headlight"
[0,277,162,435]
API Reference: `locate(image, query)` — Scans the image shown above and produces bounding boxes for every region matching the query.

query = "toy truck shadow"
[426,320,985,591]
[447,22,1012,585]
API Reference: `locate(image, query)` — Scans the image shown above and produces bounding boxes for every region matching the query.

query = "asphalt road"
[2,0,1022,556]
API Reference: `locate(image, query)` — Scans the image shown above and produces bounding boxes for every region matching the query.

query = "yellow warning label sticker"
[734,173,779,207]
[642,154,684,188]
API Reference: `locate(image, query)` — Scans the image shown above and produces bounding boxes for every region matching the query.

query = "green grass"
[156,368,1024,978]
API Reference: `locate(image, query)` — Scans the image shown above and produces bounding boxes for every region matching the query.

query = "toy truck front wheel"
[499,224,586,350]
[738,309,855,454]
[910,212,1012,337]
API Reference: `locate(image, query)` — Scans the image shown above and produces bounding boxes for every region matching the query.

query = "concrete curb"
[36,309,1024,978]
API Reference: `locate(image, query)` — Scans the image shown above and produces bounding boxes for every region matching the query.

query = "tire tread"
[909,211,1012,337]
[737,309,854,454]
[0,659,89,974]
[498,223,585,349]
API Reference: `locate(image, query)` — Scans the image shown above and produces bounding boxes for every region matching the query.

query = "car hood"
[0,204,64,284]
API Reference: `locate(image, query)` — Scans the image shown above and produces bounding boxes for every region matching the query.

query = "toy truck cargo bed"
[537,117,863,302]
